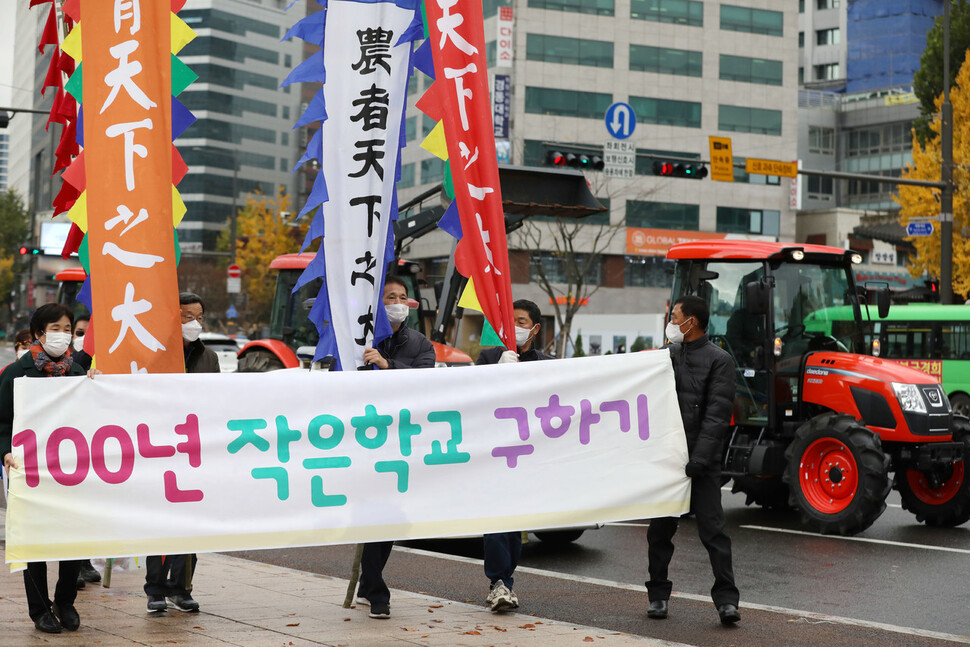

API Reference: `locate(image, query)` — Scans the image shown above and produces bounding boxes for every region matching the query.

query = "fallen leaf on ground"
[343,618,351,622]
[429,604,443,608]
[519,624,536,629]
[286,623,299,627]
[583,637,594,642]
[462,630,482,635]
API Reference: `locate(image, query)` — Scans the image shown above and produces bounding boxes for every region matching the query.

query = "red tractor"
[666,240,970,535]
[236,254,472,371]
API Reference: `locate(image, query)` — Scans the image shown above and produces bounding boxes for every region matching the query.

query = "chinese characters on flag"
[81,0,183,374]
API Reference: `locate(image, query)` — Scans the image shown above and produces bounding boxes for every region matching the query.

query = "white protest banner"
[5,351,689,563]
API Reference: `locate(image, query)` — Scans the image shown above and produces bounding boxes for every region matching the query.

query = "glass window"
[422,114,437,135]
[798,31,804,47]
[525,87,613,119]
[180,90,278,117]
[280,157,288,172]
[630,0,702,26]
[181,36,280,65]
[284,54,292,68]
[720,5,783,36]
[186,118,276,143]
[527,34,614,68]
[486,40,497,67]
[421,158,444,184]
[799,0,804,11]
[719,54,783,86]
[718,105,782,136]
[530,252,602,284]
[282,106,290,120]
[629,45,702,77]
[625,256,674,288]
[179,9,280,38]
[808,126,835,154]
[816,28,840,45]
[408,74,420,96]
[715,207,780,236]
[528,0,615,16]
[629,96,701,128]
[191,63,277,91]
[405,116,417,142]
[807,175,834,195]
[626,201,699,230]
[399,163,415,189]
[814,63,840,80]
[817,0,839,9]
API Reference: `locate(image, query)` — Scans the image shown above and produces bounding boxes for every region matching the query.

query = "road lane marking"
[394,545,970,644]
[742,524,970,554]
[605,522,650,528]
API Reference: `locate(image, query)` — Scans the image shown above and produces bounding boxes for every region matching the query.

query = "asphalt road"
[232,488,970,647]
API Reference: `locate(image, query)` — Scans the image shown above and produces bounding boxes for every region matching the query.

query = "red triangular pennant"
[47,87,65,130]
[61,151,86,192]
[41,48,60,96]
[62,0,80,23]
[38,4,58,53]
[52,181,81,217]
[172,145,188,185]
[61,223,85,259]
[415,81,444,123]
[171,0,187,12]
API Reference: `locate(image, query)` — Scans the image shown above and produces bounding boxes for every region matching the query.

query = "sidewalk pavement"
[1,522,674,646]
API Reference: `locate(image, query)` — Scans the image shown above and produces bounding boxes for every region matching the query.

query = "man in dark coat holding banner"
[356,276,435,619]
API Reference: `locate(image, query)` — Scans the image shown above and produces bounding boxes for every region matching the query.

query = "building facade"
[399,0,799,342]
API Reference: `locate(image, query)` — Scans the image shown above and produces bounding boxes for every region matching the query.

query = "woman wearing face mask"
[10,329,31,364]
[0,304,89,634]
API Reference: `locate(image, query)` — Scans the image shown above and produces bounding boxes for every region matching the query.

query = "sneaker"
[355,596,371,607]
[368,601,390,619]
[79,561,102,583]
[167,594,200,612]
[147,594,168,613]
[488,583,514,613]
[508,588,519,610]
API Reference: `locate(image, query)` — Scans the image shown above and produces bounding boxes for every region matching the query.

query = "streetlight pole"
[941,0,954,304]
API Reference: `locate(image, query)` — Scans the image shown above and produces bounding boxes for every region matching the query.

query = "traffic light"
[546,150,606,170]
[0,111,9,129]
[652,160,708,179]
[18,246,40,256]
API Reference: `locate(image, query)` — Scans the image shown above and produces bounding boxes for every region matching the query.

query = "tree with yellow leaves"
[218,187,311,326]
[895,50,970,298]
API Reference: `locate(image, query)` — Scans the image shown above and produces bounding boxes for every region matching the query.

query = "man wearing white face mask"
[144,292,219,616]
[475,299,552,613]
[355,276,434,620]
[71,315,93,372]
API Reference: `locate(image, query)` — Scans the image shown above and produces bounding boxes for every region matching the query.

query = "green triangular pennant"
[443,161,455,200]
[64,65,83,104]
[480,316,504,347]
[173,229,181,266]
[78,235,89,273]
[171,54,197,96]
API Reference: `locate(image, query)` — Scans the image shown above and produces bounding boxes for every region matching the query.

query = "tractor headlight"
[892,383,927,413]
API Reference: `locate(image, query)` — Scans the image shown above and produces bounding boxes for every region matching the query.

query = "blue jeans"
[483,531,521,589]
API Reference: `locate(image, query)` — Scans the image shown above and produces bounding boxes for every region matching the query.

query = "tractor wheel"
[895,448,970,528]
[783,413,891,535]
[534,529,584,545]
[949,393,970,418]
[236,349,285,373]
[731,475,791,511]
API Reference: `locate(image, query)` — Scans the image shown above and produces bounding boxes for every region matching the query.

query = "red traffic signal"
[652,160,707,179]
[18,246,40,256]
[547,151,567,166]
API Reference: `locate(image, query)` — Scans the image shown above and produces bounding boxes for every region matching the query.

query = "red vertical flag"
[81,0,183,373]
[424,0,515,350]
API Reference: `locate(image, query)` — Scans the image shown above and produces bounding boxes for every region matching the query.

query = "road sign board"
[227,277,241,294]
[226,304,238,320]
[603,140,636,178]
[708,136,734,182]
[227,263,241,278]
[906,221,934,237]
[745,158,798,178]
[605,102,636,140]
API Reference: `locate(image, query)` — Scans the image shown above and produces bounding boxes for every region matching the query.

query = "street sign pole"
[941,0,954,304]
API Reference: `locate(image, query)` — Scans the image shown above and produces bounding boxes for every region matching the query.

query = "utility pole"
[941,0,954,304]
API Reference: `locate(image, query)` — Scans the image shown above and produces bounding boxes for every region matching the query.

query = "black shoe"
[368,601,390,619]
[167,594,200,612]
[76,576,86,590]
[79,560,101,583]
[147,594,168,613]
[52,603,80,631]
[34,611,62,634]
[647,600,668,619]
[718,603,741,625]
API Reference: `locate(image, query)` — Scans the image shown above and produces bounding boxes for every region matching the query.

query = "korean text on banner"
[81,0,183,374]
[425,0,515,349]
[5,351,690,562]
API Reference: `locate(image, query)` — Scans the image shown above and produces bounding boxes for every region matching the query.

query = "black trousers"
[144,554,197,597]
[357,541,393,605]
[483,531,522,589]
[646,471,739,607]
[23,560,82,621]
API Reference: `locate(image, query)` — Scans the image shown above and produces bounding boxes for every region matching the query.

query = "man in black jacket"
[144,293,219,615]
[356,276,435,619]
[646,295,740,625]
[476,299,551,613]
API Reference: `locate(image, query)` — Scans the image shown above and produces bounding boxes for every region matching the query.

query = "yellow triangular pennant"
[420,120,449,161]
[172,186,186,227]
[61,24,82,62]
[171,13,196,55]
[66,191,88,233]
[457,276,483,312]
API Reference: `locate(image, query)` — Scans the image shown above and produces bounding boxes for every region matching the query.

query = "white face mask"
[515,324,536,348]
[182,319,203,342]
[665,319,692,344]
[16,349,28,360]
[73,336,84,352]
[42,331,72,358]
[385,303,409,326]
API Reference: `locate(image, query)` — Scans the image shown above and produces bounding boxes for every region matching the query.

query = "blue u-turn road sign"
[605,102,636,140]
[906,221,934,237]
